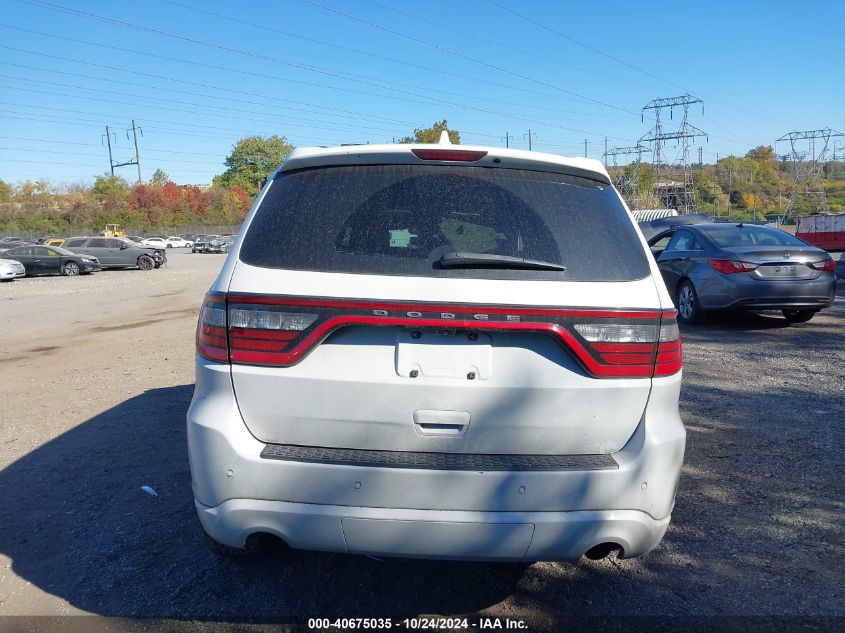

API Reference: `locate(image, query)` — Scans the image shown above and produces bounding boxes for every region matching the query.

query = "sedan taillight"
[809,259,836,273]
[707,259,758,274]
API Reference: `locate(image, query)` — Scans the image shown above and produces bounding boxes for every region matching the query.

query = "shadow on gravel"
[0,385,532,619]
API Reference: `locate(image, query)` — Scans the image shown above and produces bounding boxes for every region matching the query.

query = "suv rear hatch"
[208,155,677,456]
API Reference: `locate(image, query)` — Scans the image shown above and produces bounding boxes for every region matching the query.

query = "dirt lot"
[1,251,843,628]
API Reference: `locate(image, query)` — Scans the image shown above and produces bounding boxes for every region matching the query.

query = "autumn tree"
[213,135,294,196]
[0,179,11,203]
[399,120,461,144]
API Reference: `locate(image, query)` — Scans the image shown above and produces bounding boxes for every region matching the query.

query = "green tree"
[213,135,294,196]
[0,179,11,203]
[399,119,461,144]
[150,168,170,186]
[91,174,129,216]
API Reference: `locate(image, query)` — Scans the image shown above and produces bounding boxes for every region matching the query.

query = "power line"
[2,12,632,140]
[484,0,795,129]
[298,0,644,118]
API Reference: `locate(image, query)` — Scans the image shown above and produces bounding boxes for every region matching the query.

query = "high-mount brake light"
[707,259,758,274]
[411,149,488,162]
[809,259,836,272]
[195,295,683,378]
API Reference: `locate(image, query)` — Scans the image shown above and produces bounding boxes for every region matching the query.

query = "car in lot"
[206,236,232,253]
[63,237,166,270]
[188,138,686,562]
[0,237,35,252]
[192,235,218,253]
[45,238,65,247]
[648,223,836,324]
[0,258,26,281]
[0,245,99,276]
[835,252,845,281]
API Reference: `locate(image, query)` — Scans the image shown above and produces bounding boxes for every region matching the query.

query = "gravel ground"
[0,251,843,629]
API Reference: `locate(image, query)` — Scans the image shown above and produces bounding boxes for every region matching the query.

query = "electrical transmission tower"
[639,94,707,214]
[776,128,844,223]
[604,145,651,210]
[102,119,143,183]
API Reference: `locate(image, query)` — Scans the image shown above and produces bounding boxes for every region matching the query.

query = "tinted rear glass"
[699,225,807,248]
[64,239,87,248]
[239,164,650,281]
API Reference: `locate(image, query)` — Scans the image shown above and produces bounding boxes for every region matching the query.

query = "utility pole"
[129,119,142,184]
[103,119,143,181]
[102,126,115,177]
[502,132,514,148]
[604,137,608,166]
[524,130,536,151]
[698,146,703,166]
[584,139,589,158]
[639,94,707,213]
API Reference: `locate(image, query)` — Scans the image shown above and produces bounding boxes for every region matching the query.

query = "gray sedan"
[648,223,836,324]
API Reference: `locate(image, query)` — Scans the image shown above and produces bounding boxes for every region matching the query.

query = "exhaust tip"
[245,532,291,556]
[584,542,622,560]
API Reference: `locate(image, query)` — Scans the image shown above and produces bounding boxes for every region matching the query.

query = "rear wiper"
[438,251,566,271]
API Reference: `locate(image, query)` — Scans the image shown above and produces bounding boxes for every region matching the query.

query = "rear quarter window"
[239,164,650,281]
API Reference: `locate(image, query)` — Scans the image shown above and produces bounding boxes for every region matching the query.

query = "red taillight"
[196,295,228,362]
[707,259,758,274]
[411,149,488,162]
[809,259,836,272]
[196,294,682,378]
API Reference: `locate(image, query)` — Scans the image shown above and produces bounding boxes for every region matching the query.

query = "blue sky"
[1,0,843,185]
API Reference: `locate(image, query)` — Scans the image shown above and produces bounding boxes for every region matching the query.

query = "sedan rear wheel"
[782,309,816,324]
[137,255,155,271]
[62,261,80,276]
[677,280,703,324]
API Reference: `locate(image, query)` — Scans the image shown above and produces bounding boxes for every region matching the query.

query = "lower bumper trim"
[259,443,618,472]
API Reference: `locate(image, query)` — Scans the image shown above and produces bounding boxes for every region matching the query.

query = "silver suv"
[187,138,685,561]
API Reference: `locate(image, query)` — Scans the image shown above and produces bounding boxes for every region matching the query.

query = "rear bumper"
[196,499,670,561]
[187,359,685,560]
[694,272,836,311]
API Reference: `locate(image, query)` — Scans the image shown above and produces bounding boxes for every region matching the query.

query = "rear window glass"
[239,164,650,281]
[700,225,807,248]
[64,239,87,248]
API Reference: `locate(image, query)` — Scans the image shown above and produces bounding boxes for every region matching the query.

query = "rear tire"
[676,280,704,324]
[62,262,80,276]
[782,309,816,324]
[137,255,154,271]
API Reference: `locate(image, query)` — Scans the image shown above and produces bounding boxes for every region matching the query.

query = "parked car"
[647,222,836,324]
[0,258,26,281]
[0,245,99,276]
[188,139,686,562]
[62,237,166,270]
[0,237,35,252]
[192,235,218,253]
[637,213,711,242]
[836,253,845,281]
[141,236,168,248]
[45,238,65,247]
[164,236,193,248]
[126,236,144,243]
[206,236,232,253]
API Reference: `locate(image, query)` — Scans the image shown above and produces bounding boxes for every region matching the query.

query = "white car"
[188,135,686,561]
[165,236,193,248]
[0,258,26,281]
[142,236,192,248]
